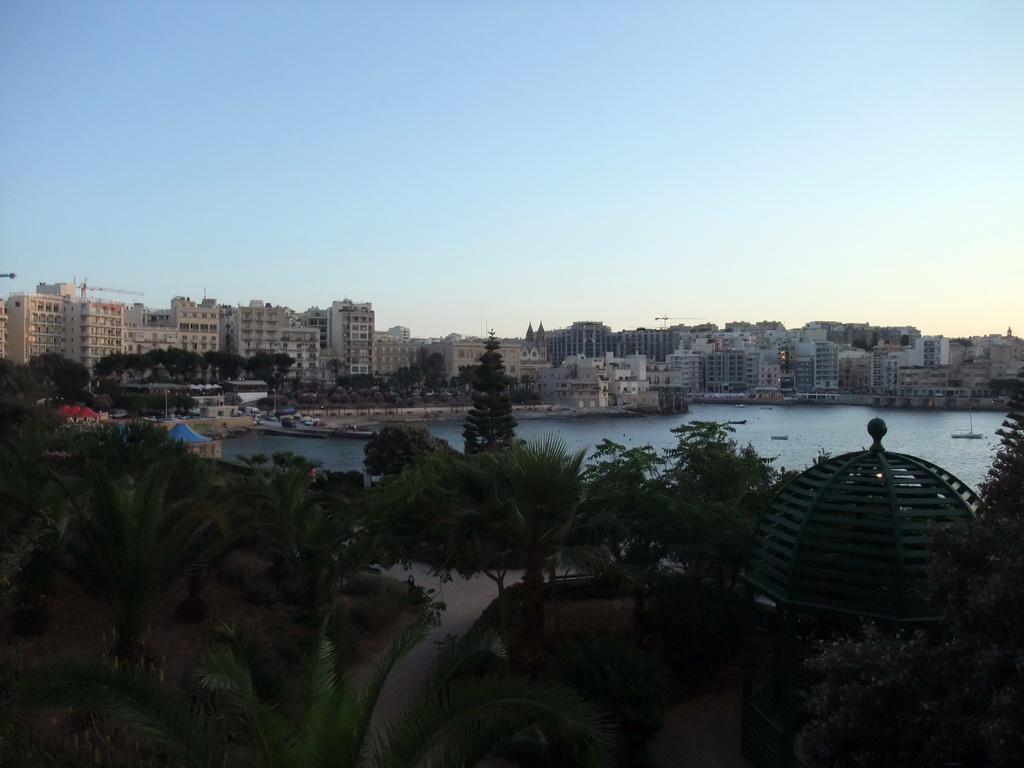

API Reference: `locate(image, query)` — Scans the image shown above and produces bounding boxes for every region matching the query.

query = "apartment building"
[908,336,950,367]
[301,307,330,348]
[224,301,320,378]
[172,297,222,354]
[326,300,374,376]
[545,321,612,365]
[611,327,683,363]
[704,349,760,392]
[793,341,840,392]
[6,283,127,371]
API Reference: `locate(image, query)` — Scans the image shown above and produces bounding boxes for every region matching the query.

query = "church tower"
[536,321,547,362]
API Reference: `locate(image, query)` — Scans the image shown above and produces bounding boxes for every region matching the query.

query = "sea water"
[221,403,1008,491]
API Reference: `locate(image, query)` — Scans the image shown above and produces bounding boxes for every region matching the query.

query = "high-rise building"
[326,300,374,376]
[6,283,127,371]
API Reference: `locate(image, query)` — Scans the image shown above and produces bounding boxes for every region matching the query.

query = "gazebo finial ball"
[867,417,888,447]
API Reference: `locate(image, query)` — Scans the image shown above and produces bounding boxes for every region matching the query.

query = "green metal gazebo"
[741,418,979,768]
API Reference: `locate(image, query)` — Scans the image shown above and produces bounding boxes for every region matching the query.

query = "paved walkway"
[359,564,751,768]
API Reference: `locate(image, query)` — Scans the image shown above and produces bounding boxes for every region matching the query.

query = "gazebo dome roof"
[743,418,979,622]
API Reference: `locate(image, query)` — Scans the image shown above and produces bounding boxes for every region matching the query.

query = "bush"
[647,573,744,690]
[556,633,671,767]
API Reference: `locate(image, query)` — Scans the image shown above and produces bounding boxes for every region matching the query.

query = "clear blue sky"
[2,1,1021,339]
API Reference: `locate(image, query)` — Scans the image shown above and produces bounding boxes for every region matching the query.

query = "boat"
[771,435,789,440]
[951,407,982,439]
[727,419,747,425]
[330,424,376,439]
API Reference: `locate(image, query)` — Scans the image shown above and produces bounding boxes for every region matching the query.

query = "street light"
[164,389,169,420]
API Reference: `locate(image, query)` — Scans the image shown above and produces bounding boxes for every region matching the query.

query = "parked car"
[281,417,295,428]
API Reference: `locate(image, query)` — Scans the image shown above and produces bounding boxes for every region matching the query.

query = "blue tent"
[168,423,213,443]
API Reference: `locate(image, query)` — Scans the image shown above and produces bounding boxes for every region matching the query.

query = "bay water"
[221,403,1008,492]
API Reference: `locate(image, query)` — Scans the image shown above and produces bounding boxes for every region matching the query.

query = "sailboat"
[951,404,983,439]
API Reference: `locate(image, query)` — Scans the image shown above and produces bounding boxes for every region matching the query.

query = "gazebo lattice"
[741,418,978,768]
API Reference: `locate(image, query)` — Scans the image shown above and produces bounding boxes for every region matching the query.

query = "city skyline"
[2,2,1021,339]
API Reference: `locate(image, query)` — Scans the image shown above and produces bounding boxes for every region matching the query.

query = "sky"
[1,1,1021,340]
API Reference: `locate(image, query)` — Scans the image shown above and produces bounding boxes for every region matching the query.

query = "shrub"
[556,633,671,767]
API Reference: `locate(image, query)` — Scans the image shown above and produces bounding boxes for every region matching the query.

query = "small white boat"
[771,435,789,440]
[951,407,983,439]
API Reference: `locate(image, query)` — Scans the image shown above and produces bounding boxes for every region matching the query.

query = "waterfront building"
[224,300,320,379]
[438,337,521,381]
[538,352,656,410]
[871,346,905,395]
[793,340,839,392]
[649,350,704,394]
[373,337,424,376]
[6,283,127,371]
[325,299,374,376]
[545,320,612,365]
[126,296,223,357]
[908,336,950,367]
[705,349,760,393]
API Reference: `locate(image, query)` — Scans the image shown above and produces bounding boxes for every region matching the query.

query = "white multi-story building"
[6,283,128,371]
[908,336,950,367]
[171,297,222,354]
[793,341,839,392]
[224,301,320,378]
[538,353,656,409]
[326,300,375,376]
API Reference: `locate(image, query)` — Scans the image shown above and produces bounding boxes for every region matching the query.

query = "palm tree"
[21,618,617,768]
[224,459,357,607]
[450,437,600,673]
[60,459,229,658]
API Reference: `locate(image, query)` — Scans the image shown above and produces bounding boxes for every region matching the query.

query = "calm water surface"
[221,404,1007,491]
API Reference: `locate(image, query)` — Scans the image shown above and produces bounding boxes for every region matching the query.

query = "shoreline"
[180,404,653,440]
[176,396,1010,442]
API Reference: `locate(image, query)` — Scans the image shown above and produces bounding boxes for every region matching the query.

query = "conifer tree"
[979,371,1024,517]
[462,332,517,453]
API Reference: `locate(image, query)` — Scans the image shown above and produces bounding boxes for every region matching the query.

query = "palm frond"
[19,655,225,768]
[199,643,294,767]
[374,674,618,768]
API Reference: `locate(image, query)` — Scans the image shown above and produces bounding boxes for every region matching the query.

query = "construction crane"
[655,316,706,329]
[0,273,15,279]
[78,279,144,298]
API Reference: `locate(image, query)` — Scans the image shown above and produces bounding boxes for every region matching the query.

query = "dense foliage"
[556,633,671,768]
[978,371,1024,517]
[362,423,455,476]
[799,384,1024,768]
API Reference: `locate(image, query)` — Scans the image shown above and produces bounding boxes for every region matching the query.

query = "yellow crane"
[78,279,144,298]
[655,315,706,329]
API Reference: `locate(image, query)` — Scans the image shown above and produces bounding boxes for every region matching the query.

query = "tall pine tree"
[462,332,517,453]
[979,371,1024,517]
